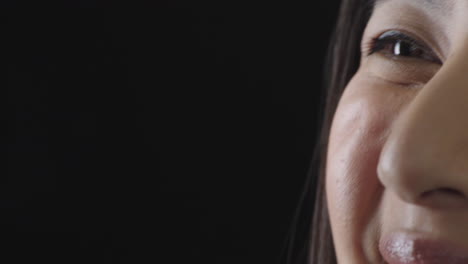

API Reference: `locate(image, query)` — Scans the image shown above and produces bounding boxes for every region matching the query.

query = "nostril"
[415,188,468,209]
[419,188,467,209]
[422,188,465,197]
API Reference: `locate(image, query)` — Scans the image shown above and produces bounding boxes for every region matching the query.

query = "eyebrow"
[374,0,454,16]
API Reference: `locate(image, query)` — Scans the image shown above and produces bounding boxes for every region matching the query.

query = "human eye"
[364,30,442,64]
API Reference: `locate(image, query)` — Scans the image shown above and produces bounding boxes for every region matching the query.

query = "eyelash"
[365,31,442,64]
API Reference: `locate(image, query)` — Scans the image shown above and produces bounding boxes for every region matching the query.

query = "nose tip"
[377,164,468,209]
[376,146,422,204]
[377,137,468,209]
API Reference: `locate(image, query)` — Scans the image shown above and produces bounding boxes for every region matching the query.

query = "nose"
[377,48,468,209]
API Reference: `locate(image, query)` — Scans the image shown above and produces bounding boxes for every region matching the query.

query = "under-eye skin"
[364,30,443,65]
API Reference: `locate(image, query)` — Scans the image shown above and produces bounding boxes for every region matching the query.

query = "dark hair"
[281,1,375,263]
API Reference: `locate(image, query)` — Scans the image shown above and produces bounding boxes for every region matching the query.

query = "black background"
[7,2,340,263]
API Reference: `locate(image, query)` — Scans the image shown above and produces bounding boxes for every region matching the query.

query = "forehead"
[374,0,454,16]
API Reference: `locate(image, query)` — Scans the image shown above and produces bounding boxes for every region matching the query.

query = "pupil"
[394,40,412,56]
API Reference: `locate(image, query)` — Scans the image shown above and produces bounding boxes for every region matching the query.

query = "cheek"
[326,75,405,244]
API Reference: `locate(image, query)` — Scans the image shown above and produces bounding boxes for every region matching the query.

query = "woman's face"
[326,0,468,263]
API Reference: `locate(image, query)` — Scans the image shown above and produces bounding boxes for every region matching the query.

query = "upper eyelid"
[379,31,428,50]
[377,32,430,55]
[362,29,442,63]
[362,30,421,54]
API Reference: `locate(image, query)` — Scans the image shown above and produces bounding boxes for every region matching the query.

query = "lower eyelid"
[362,53,440,84]
[365,71,426,90]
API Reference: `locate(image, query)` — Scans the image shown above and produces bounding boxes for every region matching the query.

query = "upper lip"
[379,231,468,264]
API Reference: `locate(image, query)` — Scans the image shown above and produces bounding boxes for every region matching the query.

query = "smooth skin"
[326,0,468,263]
